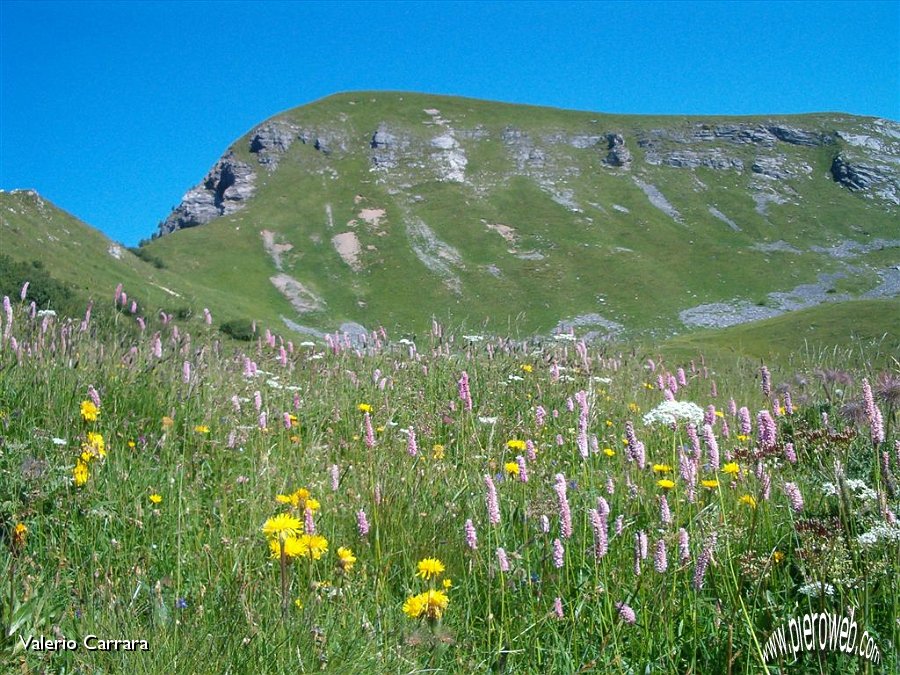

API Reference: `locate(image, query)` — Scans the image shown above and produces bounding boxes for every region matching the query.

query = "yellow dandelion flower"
[298,534,329,560]
[149,494,162,505]
[73,460,89,487]
[657,479,675,489]
[127,440,136,448]
[422,589,449,619]
[736,434,749,443]
[652,464,672,473]
[442,578,452,590]
[305,498,321,512]
[715,410,725,418]
[506,439,526,451]
[84,431,105,458]
[504,462,520,477]
[603,448,615,457]
[402,593,427,619]
[701,479,719,489]
[416,557,445,580]
[262,513,302,541]
[194,425,210,434]
[722,462,740,476]
[772,551,785,564]
[275,494,293,505]
[739,494,757,508]
[357,403,372,413]
[337,546,357,572]
[432,444,445,460]
[12,523,27,549]
[520,364,533,373]
[80,400,100,422]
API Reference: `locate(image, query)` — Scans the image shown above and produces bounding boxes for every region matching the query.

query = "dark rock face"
[157,152,256,235]
[603,133,631,167]
[831,154,887,190]
[767,125,834,147]
[249,121,298,167]
[371,124,405,169]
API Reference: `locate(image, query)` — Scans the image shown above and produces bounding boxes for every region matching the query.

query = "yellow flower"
[357,403,372,413]
[644,382,655,390]
[722,462,740,476]
[657,479,675,489]
[442,578,452,590]
[376,426,385,433]
[603,448,615,457]
[605,420,613,427]
[402,593,427,619]
[736,434,749,443]
[739,494,757,508]
[83,431,106,459]
[294,598,304,609]
[652,464,672,473]
[162,416,174,429]
[628,403,640,413]
[275,494,293,505]
[432,444,445,460]
[772,551,785,564]
[504,462,520,477]
[262,513,302,541]
[194,425,210,434]
[337,546,357,572]
[149,493,162,505]
[127,440,136,448]
[715,411,725,418]
[12,522,27,549]
[305,498,320,512]
[269,536,307,559]
[298,534,329,560]
[520,364,533,373]
[416,557,445,580]
[73,460,89,487]
[779,406,786,416]
[403,590,449,620]
[506,439,526,451]
[701,479,719,489]
[80,400,100,422]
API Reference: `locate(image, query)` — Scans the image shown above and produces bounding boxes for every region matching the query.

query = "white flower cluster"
[820,479,878,502]
[642,400,705,427]
[857,524,900,546]
[798,581,836,597]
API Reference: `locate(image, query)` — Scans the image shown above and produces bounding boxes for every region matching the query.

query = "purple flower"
[693,532,717,590]
[760,365,771,398]
[678,528,690,564]
[552,597,564,619]
[364,412,375,448]
[654,538,668,573]
[535,405,546,426]
[496,547,510,572]
[554,473,572,538]
[304,507,315,534]
[757,410,777,449]
[485,474,501,525]
[182,361,191,384]
[516,455,528,483]
[615,514,624,536]
[464,519,478,550]
[783,482,804,512]
[616,602,636,625]
[738,407,752,436]
[356,509,370,537]
[703,423,720,471]
[659,495,672,525]
[176,597,188,610]
[552,538,565,568]
[330,464,340,492]
[589,509,608,559]
[406,426,418,456]
[784,442,797,464]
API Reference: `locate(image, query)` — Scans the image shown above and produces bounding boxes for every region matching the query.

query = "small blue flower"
[176,597,188,609]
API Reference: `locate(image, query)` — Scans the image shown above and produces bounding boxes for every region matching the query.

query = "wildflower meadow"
[1,287,898,673]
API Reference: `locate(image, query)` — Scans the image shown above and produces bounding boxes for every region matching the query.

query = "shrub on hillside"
[220,318,255,341]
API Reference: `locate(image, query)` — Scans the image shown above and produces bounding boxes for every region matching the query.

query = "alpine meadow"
[1,91,899,673]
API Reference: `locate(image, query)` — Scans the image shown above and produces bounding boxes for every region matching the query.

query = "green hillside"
[3,92,898,349]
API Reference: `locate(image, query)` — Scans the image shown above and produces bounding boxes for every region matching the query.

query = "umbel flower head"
[262,513,302,541]
[416,557,445,580]
[403,589,450,620]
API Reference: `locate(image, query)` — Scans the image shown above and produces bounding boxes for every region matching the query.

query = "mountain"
[3,92,898,349]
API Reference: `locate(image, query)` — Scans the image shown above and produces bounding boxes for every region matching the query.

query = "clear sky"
[1,1,898,246]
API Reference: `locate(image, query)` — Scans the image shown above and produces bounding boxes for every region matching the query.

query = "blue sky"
[1,1,898,245]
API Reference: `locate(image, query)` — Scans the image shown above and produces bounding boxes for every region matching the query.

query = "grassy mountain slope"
[142,92,899,339]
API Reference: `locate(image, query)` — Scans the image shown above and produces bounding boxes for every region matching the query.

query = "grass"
[1,288,898,673]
